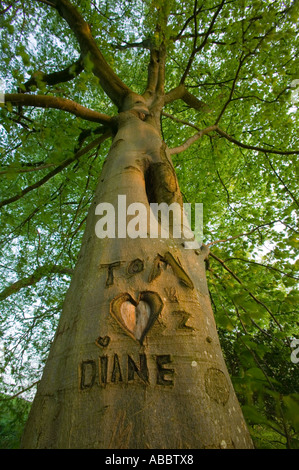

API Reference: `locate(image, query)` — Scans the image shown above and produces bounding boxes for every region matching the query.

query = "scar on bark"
[119,92,150,121]
[196,244,210,270]
[145,143,182,206]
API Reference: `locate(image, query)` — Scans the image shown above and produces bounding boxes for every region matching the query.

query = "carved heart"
[120,300,151,340]
[95,336,111,348]
[110,292,163,344]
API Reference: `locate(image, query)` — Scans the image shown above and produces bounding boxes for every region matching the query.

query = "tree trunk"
[21,103,254,449]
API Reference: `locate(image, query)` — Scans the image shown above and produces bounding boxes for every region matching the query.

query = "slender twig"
[0,381,40,401]
[0,265,74,301]
[34,0,55,6]
[161,111,200,130]
[0,131,111,209]
[224,257,299,280]
[169,125,217,154]
[215,19,282,124]
[215,53,246,124]
[181,0,226,83]
[210,251,284,331]
[206,221,282,247]
[264,153,299,207]
[0,162,57,176]
[216,127,299,155]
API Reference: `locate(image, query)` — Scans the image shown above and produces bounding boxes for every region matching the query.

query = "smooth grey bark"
[21,96,253,449]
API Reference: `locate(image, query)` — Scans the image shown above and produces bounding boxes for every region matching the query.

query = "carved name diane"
[79,353,175,390]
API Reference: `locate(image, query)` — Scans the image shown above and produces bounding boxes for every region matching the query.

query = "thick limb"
[48,0,131,107]
[5,93,112,125]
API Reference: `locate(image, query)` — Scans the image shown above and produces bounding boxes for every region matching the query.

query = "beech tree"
[0,0,298,449]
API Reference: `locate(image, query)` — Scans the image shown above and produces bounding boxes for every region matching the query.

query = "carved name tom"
[101,253,194,290]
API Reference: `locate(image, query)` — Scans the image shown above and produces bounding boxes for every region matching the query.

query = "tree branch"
[112,38,152,50]
[5,93,112,125]
[164,83,210,111]
[169,125,217,154]
[164,84,185,104]
[215,53,245,124]
[143,3,169,107]
[206,221,284,247]
[215,126,299,155]
[156,44,167,96]
[144,47,162,102]
[181,89,212,112]
[215,20,281,124]
[209,251,283,331]
[173,1,204,43]
[224,257,299,281]
[0,162,57,176]
[264,153,299,207]
[0,381,41,401]
[22,55,84,91]
[180,0,226,84]
[47,0,131,107]
[35,0,56,6]
[0,265,74,302]
[0,131,111,209]
[162,111,200,130]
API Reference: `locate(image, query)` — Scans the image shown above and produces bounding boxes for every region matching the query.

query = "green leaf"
[283,395,299,432]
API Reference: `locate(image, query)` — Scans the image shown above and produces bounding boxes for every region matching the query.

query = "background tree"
[0,0,298,448]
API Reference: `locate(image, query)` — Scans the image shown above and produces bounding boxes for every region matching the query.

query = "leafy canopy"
[0,0,298,448]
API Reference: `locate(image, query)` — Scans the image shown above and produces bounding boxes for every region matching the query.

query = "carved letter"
[127,258,144,275]
[127,354,149,384]
[148,255,166,282]
[79,360,96,390]
[173,310,194,331]
[164,287,178,302]
[156,355,174,386]
[163,252,194,289]
[101,261,121,287]
[111,354,123,383]
[99,355,108,384]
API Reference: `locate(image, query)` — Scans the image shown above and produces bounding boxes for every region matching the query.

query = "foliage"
[219,327,299,448]
[0,0,298,448]
[0,394,31,449]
